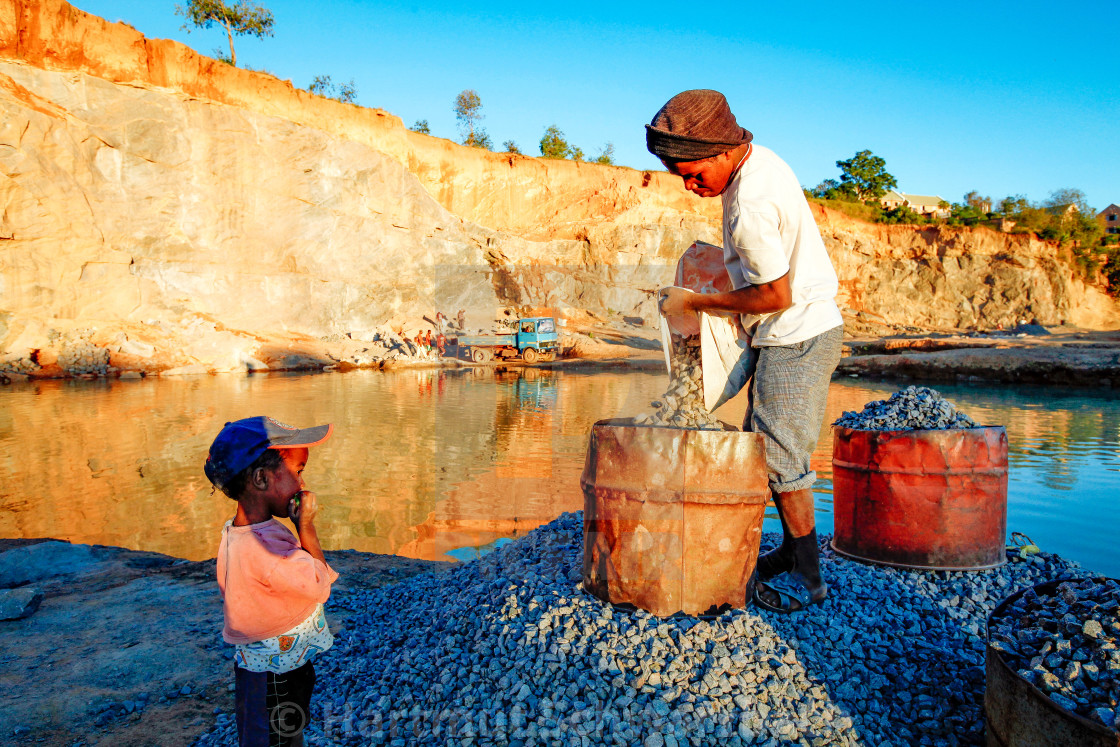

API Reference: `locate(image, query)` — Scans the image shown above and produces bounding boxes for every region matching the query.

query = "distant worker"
[436,332,446,357]
[435,311,445,332]
[650,90,843,614]
[457,309,466,330]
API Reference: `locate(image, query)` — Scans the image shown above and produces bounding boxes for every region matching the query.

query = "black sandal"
[753,580,809,613]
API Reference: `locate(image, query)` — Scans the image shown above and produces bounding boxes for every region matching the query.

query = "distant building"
[1046,203,1080,217]
[881,190,906,210]
[1098,204,1120,235]
[879,191,949,218]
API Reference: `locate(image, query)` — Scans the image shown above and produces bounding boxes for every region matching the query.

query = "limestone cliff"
[1,0,1116,376]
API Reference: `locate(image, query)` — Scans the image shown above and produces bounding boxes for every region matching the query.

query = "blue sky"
[73,1,1117,211]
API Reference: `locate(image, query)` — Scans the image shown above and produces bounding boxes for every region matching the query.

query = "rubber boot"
[756,523,795,582]
[788,529,828,604]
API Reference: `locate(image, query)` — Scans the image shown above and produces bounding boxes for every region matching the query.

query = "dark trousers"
[234,661,316,747]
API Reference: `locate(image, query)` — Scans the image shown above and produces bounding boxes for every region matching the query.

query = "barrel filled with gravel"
[581,418,768,617]
[985,577,1120,746]
[831,386,1008,570]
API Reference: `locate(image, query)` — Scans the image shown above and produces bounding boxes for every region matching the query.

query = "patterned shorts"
[741,325,844,493]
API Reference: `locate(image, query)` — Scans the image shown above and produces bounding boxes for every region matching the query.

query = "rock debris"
[988,577,1120,729]
[634,335,724,431]
[195,513,1095,747]
[833,386,978,431]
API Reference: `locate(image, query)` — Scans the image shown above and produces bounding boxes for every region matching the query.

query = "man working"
[649,89,843,613]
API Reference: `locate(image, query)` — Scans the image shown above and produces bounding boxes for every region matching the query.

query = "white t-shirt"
[721,144,843,346]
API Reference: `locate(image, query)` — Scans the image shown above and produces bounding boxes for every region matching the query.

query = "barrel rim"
[830,540,1007,571]
[986,576,1120,739]
[832,424,1007,436]
[592,416,743,433]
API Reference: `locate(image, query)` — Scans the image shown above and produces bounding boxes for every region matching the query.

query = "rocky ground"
[0,317,664,383]
[2,515,1100,747]
[0,538,445,746]
[5,316,1119,387]
[836,325,1120,387]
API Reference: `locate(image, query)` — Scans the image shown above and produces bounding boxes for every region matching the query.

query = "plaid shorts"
[741,325,843,493]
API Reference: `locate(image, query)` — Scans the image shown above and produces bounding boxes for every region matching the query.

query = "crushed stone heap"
[194,513,1097,746]
[833,385,978,431]
[988,578,1120,730]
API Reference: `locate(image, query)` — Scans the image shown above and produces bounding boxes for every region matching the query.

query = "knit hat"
[645,89,752,162]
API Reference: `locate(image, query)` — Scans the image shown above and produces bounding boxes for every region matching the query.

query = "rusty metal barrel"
[831,426,1008,570]
[581,418,769,617]
[985,579,1120,747]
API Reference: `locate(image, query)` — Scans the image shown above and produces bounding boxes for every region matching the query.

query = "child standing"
[205,416,338,747]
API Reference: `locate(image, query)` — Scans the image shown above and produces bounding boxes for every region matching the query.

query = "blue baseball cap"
[204,416,333,490]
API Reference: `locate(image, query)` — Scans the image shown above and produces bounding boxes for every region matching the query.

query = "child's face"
[264,447,309,517]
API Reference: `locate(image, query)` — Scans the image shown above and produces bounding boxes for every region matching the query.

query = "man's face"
[665,149,740,198]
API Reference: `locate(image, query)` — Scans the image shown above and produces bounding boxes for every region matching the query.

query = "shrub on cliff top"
[308,75,357,104]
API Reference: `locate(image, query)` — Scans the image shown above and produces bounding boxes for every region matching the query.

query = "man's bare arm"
[660,272,792,317]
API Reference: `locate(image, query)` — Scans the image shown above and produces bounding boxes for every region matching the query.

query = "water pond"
[2,367,1117,577]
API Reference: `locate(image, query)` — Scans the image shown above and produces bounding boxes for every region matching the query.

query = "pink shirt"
[216,519,339,644]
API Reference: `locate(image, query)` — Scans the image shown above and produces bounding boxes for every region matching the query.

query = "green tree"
[454,90,491,149]
[810,178,856,201]
[836,149,897,201]
[998,195,1030,217]
[539,125,571,159]
[963,191,992,213]
[946,201,986,227]
[410,120,431,135]
[594,143,615,165]
[336,80,357,104]
[175,0,274,68]
[502,140,522,154]
[307,75,357,104]
[881,204,926,225]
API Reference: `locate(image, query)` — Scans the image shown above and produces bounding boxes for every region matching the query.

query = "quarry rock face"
[0,0,1116,375]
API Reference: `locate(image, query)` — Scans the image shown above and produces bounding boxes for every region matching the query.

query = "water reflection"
[2,371,1118,576]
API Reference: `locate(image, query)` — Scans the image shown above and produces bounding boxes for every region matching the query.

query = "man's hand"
[288,490,319,532]
[658,286,698,317]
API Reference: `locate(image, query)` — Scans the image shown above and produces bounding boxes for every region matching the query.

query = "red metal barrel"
[985,579,1119,746]
[581,418,769,617]
[831,426,1008,570]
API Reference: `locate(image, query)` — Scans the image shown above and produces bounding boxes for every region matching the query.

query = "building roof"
[901,193,945,208]
[1098,204,1120,217]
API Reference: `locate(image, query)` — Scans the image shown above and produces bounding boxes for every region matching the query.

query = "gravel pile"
[635,335,724,430]
[196,514,1095,747]
[833,386,978,431]
[988,578,1120,729]
[58,340,112,376]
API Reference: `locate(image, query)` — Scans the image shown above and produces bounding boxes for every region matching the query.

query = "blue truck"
[454,317,560,364]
